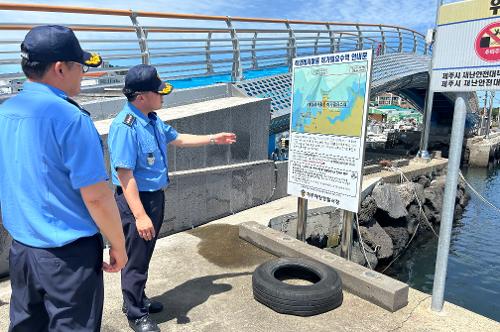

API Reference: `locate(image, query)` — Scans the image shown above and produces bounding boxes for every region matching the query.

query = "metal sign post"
[296,197,308,241]
[339,210,354,260]
[431,96,467,311]
[429,0,500,312]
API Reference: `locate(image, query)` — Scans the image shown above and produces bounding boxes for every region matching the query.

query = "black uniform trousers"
[115,188,165,320]
[8,234,104,332]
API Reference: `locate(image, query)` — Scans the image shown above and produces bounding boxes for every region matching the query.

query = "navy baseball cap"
[20,25,102,67]
[123,64,173,96]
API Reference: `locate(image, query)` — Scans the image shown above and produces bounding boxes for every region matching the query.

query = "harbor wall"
[464,133,500,167]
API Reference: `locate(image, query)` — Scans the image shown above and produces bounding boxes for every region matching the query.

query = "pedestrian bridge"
[0,3,478,135]
[0,3,429,94]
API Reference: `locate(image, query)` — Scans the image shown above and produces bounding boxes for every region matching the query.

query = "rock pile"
[348,173,469,268]
[268,171,470,271]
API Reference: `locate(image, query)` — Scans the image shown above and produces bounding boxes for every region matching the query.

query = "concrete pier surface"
[1,196,498,331]
[466,132,500,167]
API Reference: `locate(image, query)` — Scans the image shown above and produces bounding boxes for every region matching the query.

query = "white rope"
[388,166,439,238]
[380,222,421,273]
[376,166,440,272]
[378,167,500,273]
[354,213,373,270]
[459,172,500,214]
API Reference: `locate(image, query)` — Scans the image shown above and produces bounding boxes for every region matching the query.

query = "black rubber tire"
[252,257,343,316]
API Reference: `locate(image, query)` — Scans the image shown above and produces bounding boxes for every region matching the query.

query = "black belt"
[115,186,163,195]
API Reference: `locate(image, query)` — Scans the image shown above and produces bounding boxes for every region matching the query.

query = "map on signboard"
[291,63,367,137]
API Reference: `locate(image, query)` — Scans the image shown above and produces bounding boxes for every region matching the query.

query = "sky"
[0,0,454,35]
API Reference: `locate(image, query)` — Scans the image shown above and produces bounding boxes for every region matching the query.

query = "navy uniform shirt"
[0,82,108,248]
[108,102,178,191]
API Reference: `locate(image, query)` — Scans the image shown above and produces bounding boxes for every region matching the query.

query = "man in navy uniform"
[108,64,236,332]
[0,25,128,331]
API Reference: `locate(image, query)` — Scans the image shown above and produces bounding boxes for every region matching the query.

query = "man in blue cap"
[0,25,128,331]
[108,64,236,332]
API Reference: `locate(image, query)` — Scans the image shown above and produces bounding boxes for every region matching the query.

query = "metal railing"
[0,3,429,95]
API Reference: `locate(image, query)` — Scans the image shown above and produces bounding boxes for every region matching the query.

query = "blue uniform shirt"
[0,82,109,248]
[108,102,178,191]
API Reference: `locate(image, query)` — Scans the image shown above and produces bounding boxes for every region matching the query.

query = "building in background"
[372,92,413,108]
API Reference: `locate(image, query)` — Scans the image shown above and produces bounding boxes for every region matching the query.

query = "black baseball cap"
[20,25,102,67]
[123,64,173,96]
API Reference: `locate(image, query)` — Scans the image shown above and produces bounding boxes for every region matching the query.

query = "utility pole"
[486,91,495,138]
[417,0,444,159]
[496,92,500,126]
[481,91,488,135]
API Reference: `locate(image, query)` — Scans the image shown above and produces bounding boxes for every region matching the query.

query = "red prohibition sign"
[475,22,500,62]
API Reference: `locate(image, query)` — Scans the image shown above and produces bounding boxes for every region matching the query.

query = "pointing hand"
[214,132,237,144]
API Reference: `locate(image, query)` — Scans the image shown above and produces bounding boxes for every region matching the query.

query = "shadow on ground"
[151,272,251,324]
[187,224,275,268]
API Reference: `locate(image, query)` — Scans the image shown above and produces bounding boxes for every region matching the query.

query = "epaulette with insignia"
[123,114,136,127]
[66,97,90,116]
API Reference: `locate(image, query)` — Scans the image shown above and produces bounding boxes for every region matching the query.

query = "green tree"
[492,107,499,119]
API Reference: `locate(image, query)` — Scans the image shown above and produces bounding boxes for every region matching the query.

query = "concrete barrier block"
[167,143,176,172]
[174,173,208,231]
[82,97,126,121]
[169,114,207,171]
[205,172,232,220]
[230,168,254,212]
[432,151,443,159]
[271,161,289,200]
[392,159,410,167]
[205,108,232,168]
[159,161,276,237]
[248,100,271,162]
[160,175,179,236]
[230,111,253,163]
[250,162,276,205]
[239,221,409,312]
[363,164,382,175]
[469,144,492,167]
[94,96,271,172]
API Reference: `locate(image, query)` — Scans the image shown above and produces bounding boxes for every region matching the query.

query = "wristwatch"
[209,135,216,145]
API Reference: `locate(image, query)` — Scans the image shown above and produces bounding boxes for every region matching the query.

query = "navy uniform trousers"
[9,234,104,332]
[115,187,165,320]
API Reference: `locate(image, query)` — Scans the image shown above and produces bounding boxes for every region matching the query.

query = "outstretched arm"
[170,132,236,147]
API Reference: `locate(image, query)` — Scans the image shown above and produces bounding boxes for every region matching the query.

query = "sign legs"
[340,209,354,260]
[297,197,308,241]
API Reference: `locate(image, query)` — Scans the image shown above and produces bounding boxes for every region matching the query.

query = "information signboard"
[431,0,500,92]
[287,50,373,213]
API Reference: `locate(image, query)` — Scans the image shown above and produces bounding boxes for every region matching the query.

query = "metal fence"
[0,3,429,95]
